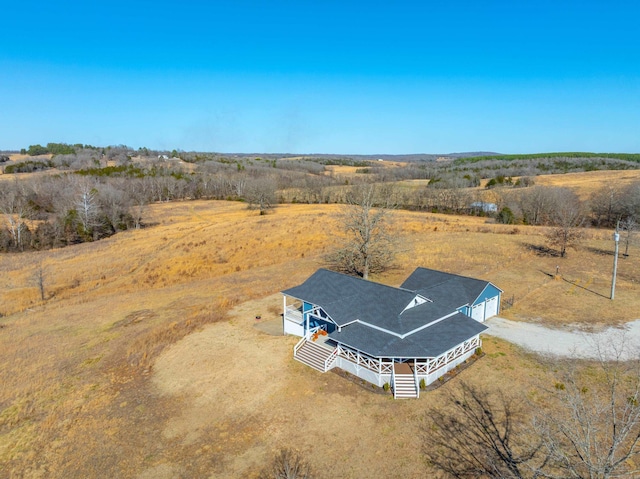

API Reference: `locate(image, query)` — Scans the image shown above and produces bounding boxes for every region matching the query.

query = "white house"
[470,201,498,213]
[282,268,501,398]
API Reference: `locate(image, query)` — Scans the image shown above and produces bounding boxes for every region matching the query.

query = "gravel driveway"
[484,317,640,360]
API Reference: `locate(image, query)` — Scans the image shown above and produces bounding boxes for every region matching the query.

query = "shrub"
[383,382,390,391]
[258,448,314,479]
[419,378,426,390]
[26,144,49,156]
[4,160,53,173]
[515,176,535,187]
[496,207,515,225]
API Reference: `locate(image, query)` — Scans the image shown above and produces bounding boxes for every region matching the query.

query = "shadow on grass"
[561,276,610,299]
[585,246,633,260]
[538,268,610,299]
[524,242,560,257]
[586,246,615,256]
[538,268,557,279]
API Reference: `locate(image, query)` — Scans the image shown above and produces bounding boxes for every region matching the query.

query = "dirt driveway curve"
[485,317,640,360]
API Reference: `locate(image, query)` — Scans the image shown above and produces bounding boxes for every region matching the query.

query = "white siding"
[284,319,304,337]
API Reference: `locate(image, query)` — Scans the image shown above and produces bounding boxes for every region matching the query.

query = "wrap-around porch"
[293,331,481,394]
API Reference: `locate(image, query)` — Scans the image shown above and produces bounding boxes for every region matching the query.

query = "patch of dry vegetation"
[0,197,639,477]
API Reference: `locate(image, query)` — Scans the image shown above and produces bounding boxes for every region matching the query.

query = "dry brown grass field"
[1,196,639,478]
[395,169,640,200]
[533,169,640,199]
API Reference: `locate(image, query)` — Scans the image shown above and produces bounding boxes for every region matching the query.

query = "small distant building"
[158,154,169,160]
[470,202,498,213]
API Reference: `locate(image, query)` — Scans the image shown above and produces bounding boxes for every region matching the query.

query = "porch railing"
[324,347,339,371]
[285,306,303,323]
[331,335,480,383]
[293,335,306,355]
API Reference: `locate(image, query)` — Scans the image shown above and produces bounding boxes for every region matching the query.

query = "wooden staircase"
[393,363,419,399]
[294,340,337,372]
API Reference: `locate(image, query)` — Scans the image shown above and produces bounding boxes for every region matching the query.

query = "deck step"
[393,373,418,399]
[294,340,336,372]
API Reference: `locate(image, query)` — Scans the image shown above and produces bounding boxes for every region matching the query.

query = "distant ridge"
[454,152,640,164]
[222,152,503,162]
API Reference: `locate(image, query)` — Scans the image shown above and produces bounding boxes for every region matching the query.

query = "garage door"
[485,296,498,319]
[471,303,485,322]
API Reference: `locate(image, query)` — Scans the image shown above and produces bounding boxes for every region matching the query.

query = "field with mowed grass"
[1,197,639,478]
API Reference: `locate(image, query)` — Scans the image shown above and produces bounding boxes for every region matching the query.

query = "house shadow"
[523,242,560,257]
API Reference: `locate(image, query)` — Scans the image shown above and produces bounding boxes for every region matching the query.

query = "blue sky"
[1,1,639,154]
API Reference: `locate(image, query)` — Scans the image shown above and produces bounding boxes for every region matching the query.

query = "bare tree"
[0,181,31,251]
[75,180,101,236]
[516,186,559,226]
[326,183,396,279]
[422,381,546,479]
[545,188,585,258]
[33,262,46,301]
[423,344,640,479]
[244,177,277,215]
[125,179,149,229]
[534,342,640,479]
[621,182,640,220]
[621,216,637,257]
[258,448,314,479]
[98,182,132,232]
[590,185,624,227]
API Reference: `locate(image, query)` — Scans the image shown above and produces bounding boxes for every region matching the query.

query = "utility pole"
[611,221,620,300]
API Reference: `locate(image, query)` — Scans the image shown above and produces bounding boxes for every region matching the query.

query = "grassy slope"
[0,194,639,477]
[533,169,640,199]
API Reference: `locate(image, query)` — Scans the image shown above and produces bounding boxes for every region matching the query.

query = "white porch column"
[282,295,286,333]
[305,307,309,337]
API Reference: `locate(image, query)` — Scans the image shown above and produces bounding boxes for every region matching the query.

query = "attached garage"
[468,283,502,322]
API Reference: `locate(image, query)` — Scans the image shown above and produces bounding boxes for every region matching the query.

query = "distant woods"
[1,143,640,254]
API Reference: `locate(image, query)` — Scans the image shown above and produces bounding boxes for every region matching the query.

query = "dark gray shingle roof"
[283,267,496,358]
[283,269,417,332]
[328,313,488,358]
[401,267,494,306]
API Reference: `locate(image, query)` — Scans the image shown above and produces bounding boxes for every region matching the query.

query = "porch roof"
[328,313,488,358]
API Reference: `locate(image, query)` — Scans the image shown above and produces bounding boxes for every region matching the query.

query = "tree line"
[2,143,640,253]
[2,169,639,256]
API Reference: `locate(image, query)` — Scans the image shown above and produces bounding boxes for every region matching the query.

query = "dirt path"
[485,317,640,360]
